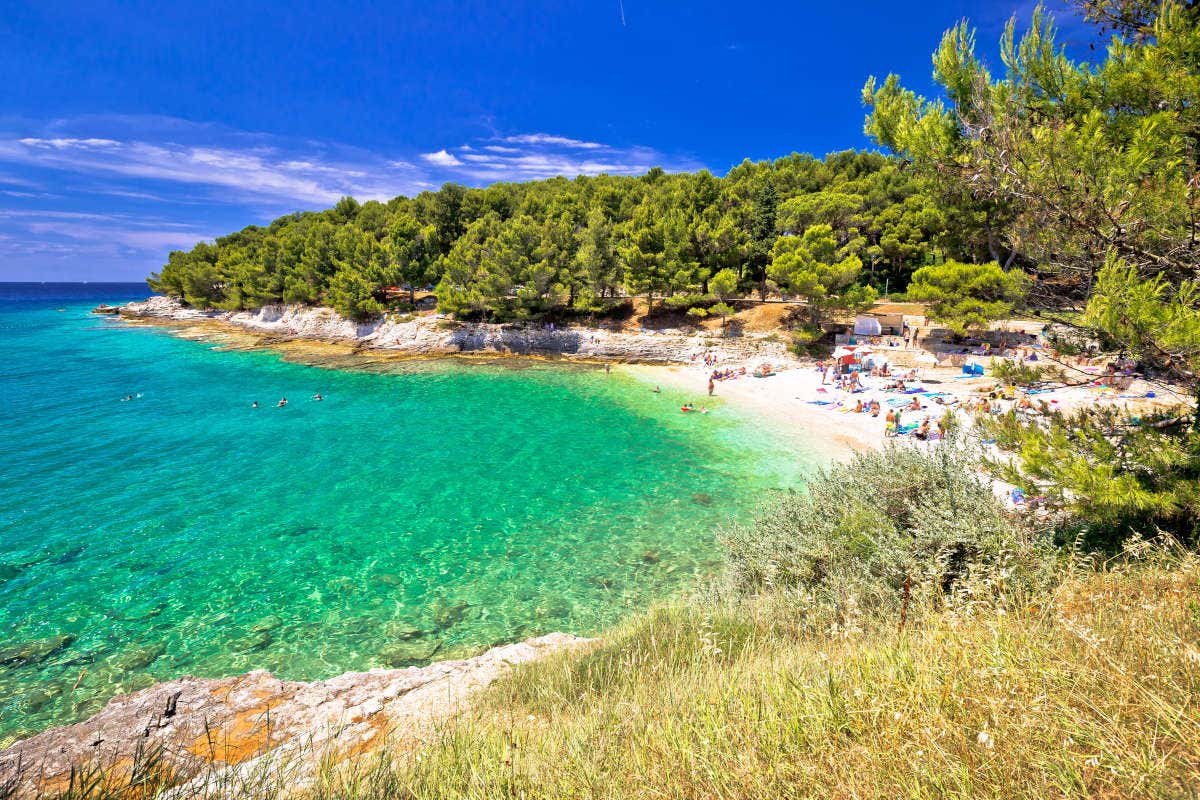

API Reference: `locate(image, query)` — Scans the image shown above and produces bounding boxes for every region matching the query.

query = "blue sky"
[1,0,1090,280]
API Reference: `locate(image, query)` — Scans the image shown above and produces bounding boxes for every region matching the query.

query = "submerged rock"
[691,492,714,506]
[430,600,470,630]
[250,615,284,633]
[388,624,427,641]
[24,683,64,713]
[112,642,166,672]
[0,635,76,668]
[114,601,167,622]
[51,546,86,566]
[378,638,443,668]
[234,629,273,654]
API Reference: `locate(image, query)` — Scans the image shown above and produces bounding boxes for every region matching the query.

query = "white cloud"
[18,137,120,149]
[0,134,428,208]
[26,220,211,251]
[421,135,702,183]
[501,133,604,149]
[420,149,463,167]
[0,117,705,278]
[0,208,217,265]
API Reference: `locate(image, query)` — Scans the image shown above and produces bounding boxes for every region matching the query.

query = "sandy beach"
[626,355,1189,465]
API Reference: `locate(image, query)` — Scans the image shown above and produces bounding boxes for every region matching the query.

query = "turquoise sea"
[0,283,818,744]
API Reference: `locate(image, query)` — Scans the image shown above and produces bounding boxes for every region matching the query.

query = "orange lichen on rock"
[0,634,591,800]
[186,702,279,765]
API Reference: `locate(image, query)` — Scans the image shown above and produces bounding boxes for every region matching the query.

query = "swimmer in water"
[313,393,323,401]
[277,397,288,408]
[653,386,661,393]
[121,395,133,402]
[251,400,259,408]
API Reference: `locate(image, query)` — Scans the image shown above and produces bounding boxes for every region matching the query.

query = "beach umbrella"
[831,347,854,359]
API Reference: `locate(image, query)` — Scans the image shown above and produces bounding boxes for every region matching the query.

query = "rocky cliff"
[119,296,792,365]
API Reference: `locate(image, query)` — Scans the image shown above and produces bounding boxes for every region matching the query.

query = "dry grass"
[314,555,1200,800]
[21,556,1199,800]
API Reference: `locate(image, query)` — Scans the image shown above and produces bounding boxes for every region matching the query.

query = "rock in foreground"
[0,633,591,799]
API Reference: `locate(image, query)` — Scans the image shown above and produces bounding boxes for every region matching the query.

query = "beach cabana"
[853,315,882,336]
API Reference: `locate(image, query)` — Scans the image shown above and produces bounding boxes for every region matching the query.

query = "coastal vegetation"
[19,0,1200,797]
[147,153,965,323]
[862,0,1200,550]
[303,2,1199,796]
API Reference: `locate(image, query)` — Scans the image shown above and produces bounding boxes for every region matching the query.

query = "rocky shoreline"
[0,633,591,799]
[118,296,793,365]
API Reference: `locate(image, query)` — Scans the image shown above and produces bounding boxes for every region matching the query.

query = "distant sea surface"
[0,282,817,742]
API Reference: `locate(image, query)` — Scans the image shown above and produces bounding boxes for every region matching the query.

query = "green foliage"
[1085,256,1200,389]
[991,359,1047,386]
[327,268,383,321]
[150,151,964,322]
[865,1,1200,550]
[906,260,1028,334]
[719,439,1053,609]
[709,302,735,326]
[864,0,1200,336]
[788,324,826,356]
[662,293,710,312]
[709,267,738,301]
[979,407,1200,545]
[768,224,877,325]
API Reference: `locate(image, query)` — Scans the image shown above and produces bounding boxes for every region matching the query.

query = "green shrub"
[992,359,1047,386]
[788,325,826,356]
[662,293,712,312]
[718,438,1054,609]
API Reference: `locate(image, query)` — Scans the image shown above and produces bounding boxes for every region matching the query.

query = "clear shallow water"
[0,283,817,743]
